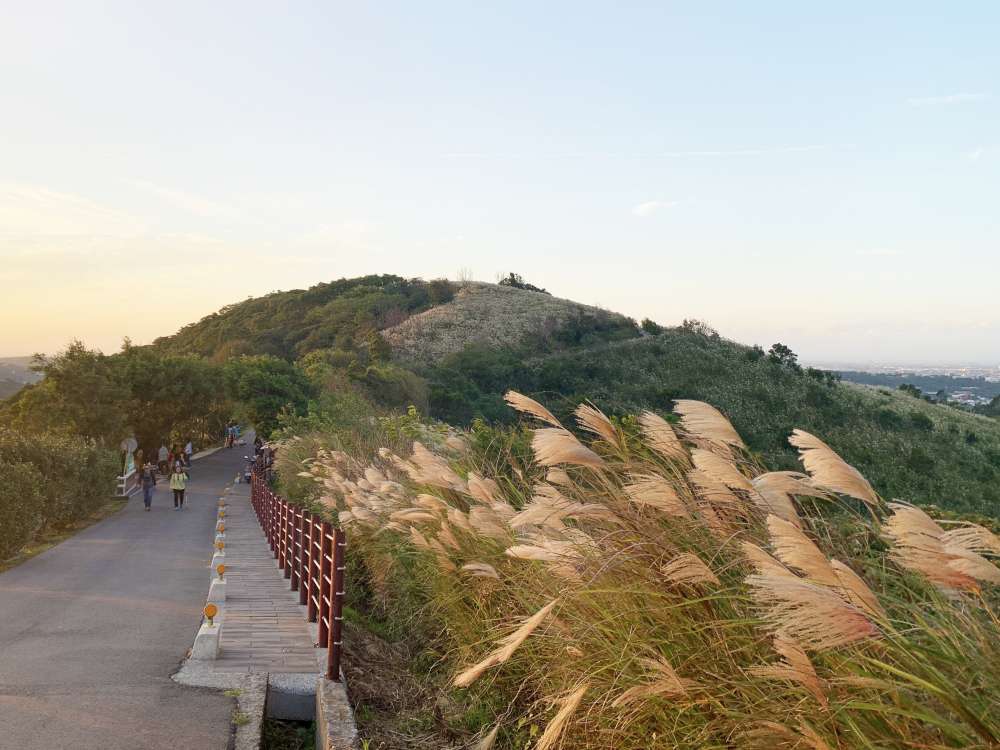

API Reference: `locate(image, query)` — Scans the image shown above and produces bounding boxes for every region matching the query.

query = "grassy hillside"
[383,282,637,367]
[154,274,457,360]
[423,329,1000,515]
[149,274,1000,516]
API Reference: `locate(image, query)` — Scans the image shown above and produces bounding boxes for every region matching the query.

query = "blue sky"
[1,1,997,364]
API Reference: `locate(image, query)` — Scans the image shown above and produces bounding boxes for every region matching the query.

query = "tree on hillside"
[6,342,129,443]
[641,318,665,335]
[224,355,314,438]
[898,383,933,402]
[976,394,1000,418]
[767,342,799,369]
[498,273,549,295]
[118,343,230,451]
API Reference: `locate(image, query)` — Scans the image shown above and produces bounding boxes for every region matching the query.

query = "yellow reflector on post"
[215,540,224,550]
[204,603,218,625]
[216,563,225,578]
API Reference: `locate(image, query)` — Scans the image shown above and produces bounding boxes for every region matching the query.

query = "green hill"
[154,274,458,360]
[150,275,1000,516]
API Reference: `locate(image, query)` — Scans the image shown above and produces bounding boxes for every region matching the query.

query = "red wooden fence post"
[298,511,310,605]
[318,521,332,645]
[307,517,319,622]
[283,501,292,579]
[328,528,346,681]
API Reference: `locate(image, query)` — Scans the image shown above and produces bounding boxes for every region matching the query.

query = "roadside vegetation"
[0,428,118,559]
[145,274,1000,517]
[423,326,1000,516]
[0,342,313,561]
[278,391,1000,749]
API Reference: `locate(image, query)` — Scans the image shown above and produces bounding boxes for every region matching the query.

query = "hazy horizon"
[2,275,997,370]
[2,3,997,364]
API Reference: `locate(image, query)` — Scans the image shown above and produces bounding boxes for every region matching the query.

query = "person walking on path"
[184,440,193,467]
[139,462,157,511]
[158,443,169,475]
[170,464,190,510]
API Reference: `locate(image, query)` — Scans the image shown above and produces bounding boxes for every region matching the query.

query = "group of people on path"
[224,422,241,449]
[156,441,193,474]
[135,425,242,512]
[138,462,189,511]
[138,438,195,512]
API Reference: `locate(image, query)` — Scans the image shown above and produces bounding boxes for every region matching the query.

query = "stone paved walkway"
[212,481,318,674]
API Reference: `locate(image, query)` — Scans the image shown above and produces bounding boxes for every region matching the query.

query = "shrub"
[0,460,44,559]
[498,273,549,295]
[428,278,457,305]
[0,428,118,528]
[876,408,904,430]
[640,318,664,335]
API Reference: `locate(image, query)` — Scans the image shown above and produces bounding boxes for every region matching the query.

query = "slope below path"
[0,445,251,750]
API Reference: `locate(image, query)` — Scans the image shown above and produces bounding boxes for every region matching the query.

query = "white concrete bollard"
[208,577,226,603]
[215,532,225,545]
[191,621,221,660]
[211,550,225,571]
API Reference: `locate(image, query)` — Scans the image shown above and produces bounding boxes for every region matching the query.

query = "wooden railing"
[250,467,346,681]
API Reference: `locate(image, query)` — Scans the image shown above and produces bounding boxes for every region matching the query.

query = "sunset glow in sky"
[2,2,997,364]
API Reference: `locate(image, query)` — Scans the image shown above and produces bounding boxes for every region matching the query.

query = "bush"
[0,460,45,559]
[498,273,549,295]
[0,429,118,528]
[640,318,664,335]
[428,278,457,305]
[224,355,315,438]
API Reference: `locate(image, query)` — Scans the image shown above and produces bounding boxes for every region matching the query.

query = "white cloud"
[907,92,989,106]
[125,179,243,220]
[632,200,678,217]
[856,247,903,257]
[657,145,833,157]
[444,145,836,160]
[0,183,147,238]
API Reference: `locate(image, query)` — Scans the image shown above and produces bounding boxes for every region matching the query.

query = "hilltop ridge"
[383,282,636,367]
[141,274,1000,515]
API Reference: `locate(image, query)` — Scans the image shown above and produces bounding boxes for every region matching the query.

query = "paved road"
[0,444,253,750]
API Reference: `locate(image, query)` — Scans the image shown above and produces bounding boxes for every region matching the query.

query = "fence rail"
[250,467,345,681]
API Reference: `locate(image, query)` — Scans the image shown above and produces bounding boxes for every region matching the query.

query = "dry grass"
[381,283,632,367]
[296,392,1000,749]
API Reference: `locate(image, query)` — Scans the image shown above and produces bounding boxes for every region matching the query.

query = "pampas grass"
[637,410,687,463]
[674,399,746,455]
[504,390,562,428]
[531,428,605,469]
[749,631,827,708]
[536,683,589,750]
[289,392,1000,749]
[454,599,559,687]
[789,429,879,508]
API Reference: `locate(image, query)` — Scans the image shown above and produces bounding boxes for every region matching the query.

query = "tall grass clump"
[293,392,1000,749]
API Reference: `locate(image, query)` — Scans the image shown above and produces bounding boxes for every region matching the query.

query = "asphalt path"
[0,443,253,749]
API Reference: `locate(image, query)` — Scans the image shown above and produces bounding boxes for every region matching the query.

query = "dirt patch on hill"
[381,282,629,368]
